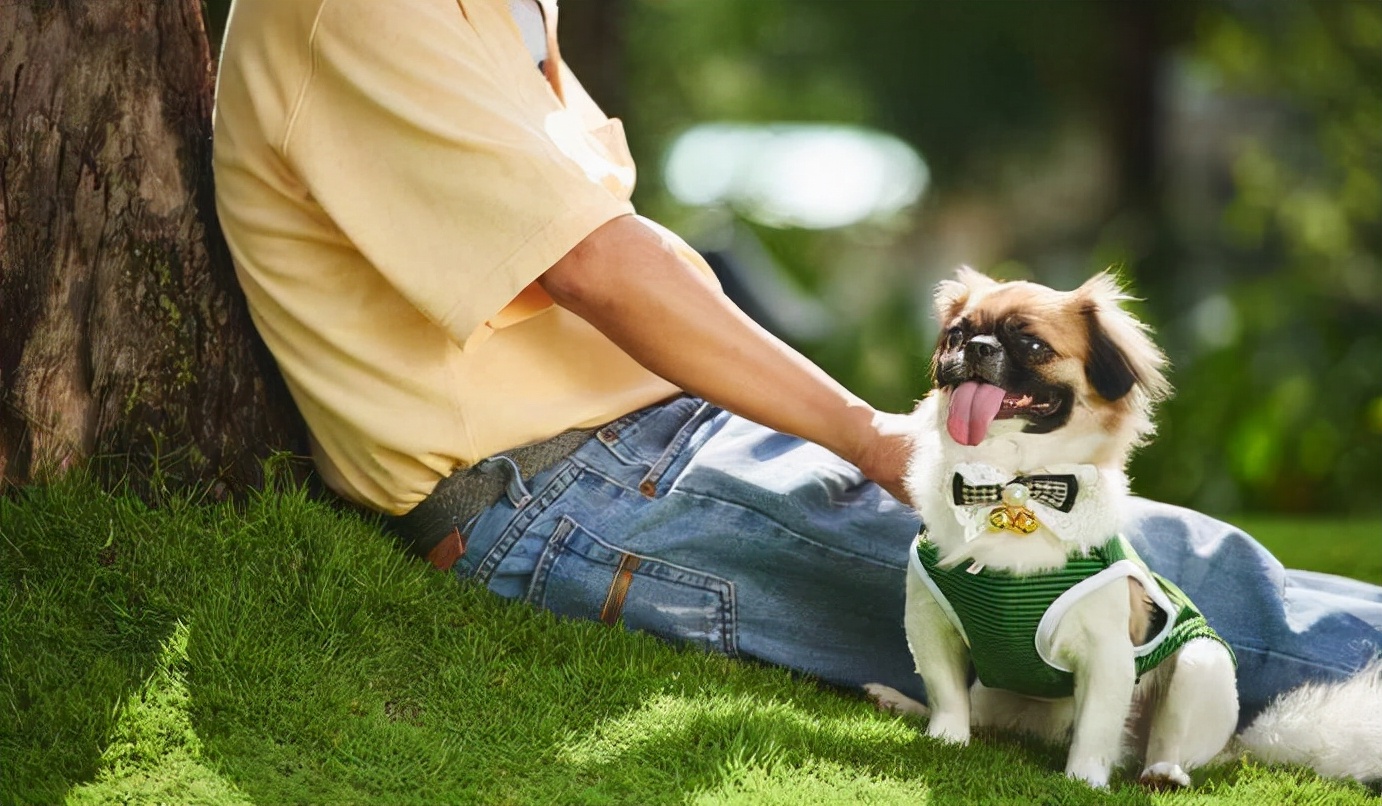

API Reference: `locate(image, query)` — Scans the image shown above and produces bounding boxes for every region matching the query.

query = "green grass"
[1220,518,1382,585]
[2,476,1378,805]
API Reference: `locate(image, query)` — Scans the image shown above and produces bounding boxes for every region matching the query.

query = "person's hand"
[848,410,919,508]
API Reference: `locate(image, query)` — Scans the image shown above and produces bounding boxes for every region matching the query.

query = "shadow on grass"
[0,482,183,805]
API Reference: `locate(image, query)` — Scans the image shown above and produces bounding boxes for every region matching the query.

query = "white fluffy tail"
[1237,658,1382,783]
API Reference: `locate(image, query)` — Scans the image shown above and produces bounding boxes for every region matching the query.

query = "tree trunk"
[0,0,304,494]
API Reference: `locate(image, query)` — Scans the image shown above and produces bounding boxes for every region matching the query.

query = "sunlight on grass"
[64,622,251,805]
[557,691,935,804]
[693,756,928,805]
[557,691,916,767]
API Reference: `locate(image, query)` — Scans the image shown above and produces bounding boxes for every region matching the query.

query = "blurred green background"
[205,0,1382,516]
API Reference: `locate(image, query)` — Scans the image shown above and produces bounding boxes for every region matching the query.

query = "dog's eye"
[1020,335,1052,356]
[945,326,964,350]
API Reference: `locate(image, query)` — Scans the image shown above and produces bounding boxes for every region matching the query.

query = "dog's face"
[929,268,1170,468]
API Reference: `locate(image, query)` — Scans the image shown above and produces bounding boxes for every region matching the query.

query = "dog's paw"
[1065,758,1111,789]
[925,712,970,745]
[863,683,929,717]
[1139,762,1190,790]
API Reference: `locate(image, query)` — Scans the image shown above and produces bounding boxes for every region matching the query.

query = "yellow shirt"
[213,0,698,513]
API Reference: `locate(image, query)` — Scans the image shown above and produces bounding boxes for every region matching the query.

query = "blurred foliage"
[1132,2,1382,513]
[620,0,1382,515]
[199,0,1382,513]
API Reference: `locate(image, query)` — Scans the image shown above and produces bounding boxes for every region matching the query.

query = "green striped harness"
[911,533,1234,700]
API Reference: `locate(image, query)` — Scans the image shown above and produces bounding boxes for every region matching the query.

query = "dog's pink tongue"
[947,381,1007,446]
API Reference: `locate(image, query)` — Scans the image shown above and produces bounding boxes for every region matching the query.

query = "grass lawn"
[2,475,1378,805]
[1220,517,1382,586]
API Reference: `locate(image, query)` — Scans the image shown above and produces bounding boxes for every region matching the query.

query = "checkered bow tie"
[951,473,1080,513]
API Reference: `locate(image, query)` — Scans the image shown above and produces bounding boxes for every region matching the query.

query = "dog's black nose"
[966,334,1002,360]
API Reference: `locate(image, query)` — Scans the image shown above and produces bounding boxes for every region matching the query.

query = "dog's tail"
[1235,657,1382,783]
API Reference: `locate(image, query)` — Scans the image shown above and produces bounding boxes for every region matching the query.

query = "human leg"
[457,396,926,697]
[1124,498,1382,723]
[451,397,1382,721]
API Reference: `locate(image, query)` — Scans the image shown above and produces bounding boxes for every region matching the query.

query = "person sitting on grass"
[211,0,1382,723]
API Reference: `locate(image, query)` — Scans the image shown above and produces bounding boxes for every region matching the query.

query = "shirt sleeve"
[282,0,635,344]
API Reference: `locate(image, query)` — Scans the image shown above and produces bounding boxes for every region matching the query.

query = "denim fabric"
[1123,500,1382,722]
[457,396,1382,722]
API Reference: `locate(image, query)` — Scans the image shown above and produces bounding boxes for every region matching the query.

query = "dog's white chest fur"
[905,396,1130,574]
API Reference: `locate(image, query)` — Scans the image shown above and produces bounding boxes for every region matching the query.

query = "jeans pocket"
[594,398,722,495]
[528,517,738,655]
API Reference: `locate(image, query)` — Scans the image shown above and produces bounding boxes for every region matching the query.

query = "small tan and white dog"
[865,268,1382,789]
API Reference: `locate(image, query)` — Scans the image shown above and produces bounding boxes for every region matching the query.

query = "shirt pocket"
[527,516,738,655]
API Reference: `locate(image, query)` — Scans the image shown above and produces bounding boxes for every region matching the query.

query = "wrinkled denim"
[457,396,1382,722]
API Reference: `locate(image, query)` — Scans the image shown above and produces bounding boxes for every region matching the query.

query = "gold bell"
[1012,509,1040,534]
[988,505,1041,535]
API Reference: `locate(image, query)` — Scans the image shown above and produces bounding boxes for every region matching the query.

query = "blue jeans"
[457,396,1382,722]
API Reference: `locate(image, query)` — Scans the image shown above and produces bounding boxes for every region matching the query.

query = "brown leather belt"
[386,428,595,570]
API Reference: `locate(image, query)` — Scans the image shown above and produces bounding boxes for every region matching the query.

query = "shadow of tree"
[1,482,178,804]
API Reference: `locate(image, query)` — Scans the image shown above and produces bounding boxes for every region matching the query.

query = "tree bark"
[0,0,303,493]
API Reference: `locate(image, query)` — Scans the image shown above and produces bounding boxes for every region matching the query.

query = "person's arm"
[539,214,916,504]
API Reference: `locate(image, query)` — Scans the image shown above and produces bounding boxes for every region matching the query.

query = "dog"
[864,268,1382,789]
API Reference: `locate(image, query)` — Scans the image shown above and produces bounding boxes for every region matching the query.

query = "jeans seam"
[723,578,739,656]
[527,517,578,607]
[595,395,698,467]
[472,462,582,586]
[566,457,644,495]
[1234,644,1381,677]
[671,487,906,571]
[638,402,716,496]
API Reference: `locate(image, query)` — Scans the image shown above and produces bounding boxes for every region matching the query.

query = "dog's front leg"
[1140,638,1238,788]
[903,572,972,743]
[1051,581,1137,788]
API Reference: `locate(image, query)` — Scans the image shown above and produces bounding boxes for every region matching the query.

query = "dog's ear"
[933,266,996,323]
[1076,272,1170,404]
[931,267,995,387]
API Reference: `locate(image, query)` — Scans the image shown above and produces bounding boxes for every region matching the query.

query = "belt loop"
[476,455,533,508]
